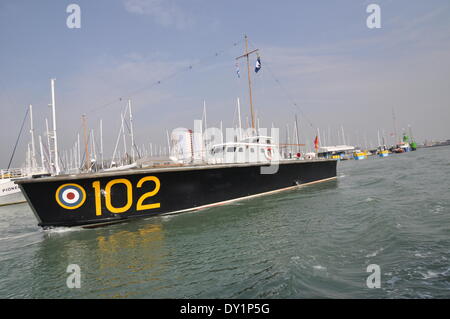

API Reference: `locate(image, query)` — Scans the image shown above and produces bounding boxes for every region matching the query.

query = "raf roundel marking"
[55,183,87,210]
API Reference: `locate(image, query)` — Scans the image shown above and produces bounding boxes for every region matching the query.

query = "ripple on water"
[1,147,450,298]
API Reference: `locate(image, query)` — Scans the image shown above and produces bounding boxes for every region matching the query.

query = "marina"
[1,146,449,298]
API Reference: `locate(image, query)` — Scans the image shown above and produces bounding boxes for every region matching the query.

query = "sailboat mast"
[245,36,255,130]
[377,129,381,147]
[236,35,259,131]
[128,99,135,162]
[91,129,97,164]
[166,130,171,154]
[286,124,291,155]
[45,118,51,166]
[341,125,346,145]
[50,79,60,174]
[203,100,208,132]
[121,112,127,162]
[100,119,104,169]
[39,135,45,170]
[392,107,398,145]
[77,133,81,169]
[82,114,90,171]
[294,114,300,154]
[29,104,37,170]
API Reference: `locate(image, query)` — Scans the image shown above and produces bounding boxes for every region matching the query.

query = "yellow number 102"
[92,176,161,216]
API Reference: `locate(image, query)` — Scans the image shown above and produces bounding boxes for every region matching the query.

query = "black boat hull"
[17,160,337,228]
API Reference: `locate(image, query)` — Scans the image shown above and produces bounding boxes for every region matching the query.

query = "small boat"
[1,103,47,206]
[377,148,389,157]
[1,169,47,206]
[317,145,355,161]
[353,150,366,160]
[408,126,417,151]
[0,170,25,206]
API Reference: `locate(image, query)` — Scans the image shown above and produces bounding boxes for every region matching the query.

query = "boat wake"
[43,226,84,235]
[0,231,37,242]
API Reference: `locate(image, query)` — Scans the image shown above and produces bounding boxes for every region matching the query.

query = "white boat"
[1,100,50,206]
[0,178,21,196]
[0,169,26,206]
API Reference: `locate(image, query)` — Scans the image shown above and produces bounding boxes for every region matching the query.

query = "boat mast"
[121,112,127,163]
[341,125,346,145]
[50,79,60,174]
[408,124,414,142]
[77,133,81,170]
[82,114,90,171]
[294,114,300,154]
[128,99,135,162]
[203,100,208,132]
[29,104,37,170]
[377,129,381,147]
[392,107,398,145]
[45,118,51,168]
[286,124,291,155]
[110,120,123,168]
[38,135,45,170]
[90,129,97,165]
[236,35,258,132]
[100,119,104,169]
[166,130,171,155]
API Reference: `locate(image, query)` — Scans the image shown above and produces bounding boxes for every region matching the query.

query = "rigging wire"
[7,107,30,169]
[87,40,243,116]
[247,39,315,129]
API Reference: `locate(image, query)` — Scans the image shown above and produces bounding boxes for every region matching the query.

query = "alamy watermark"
[366,264,381,288]
[170,120,281,175]
[66,4,81,29]
[66,264,81,288]
[366,4,381,29]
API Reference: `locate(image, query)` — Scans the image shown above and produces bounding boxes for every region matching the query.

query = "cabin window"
[266,139,271,144]
[250,148,255,153]
[227,147,236,152]
[238,147,243,152]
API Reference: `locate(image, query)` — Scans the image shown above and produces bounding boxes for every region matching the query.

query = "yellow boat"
[353,151,366,160]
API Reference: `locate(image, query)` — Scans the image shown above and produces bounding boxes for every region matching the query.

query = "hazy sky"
[1,0,450,167]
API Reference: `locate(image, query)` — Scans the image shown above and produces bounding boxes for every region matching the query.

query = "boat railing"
[0,168,26,179]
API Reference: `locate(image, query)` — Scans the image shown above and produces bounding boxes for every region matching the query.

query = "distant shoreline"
[419,143,450,149]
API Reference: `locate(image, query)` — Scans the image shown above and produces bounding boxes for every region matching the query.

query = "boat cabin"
[207,136,281,164]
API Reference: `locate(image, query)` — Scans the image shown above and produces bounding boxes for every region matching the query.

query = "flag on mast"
[235,63,240,78]
[314,135,319,152]
[255,57,261,73]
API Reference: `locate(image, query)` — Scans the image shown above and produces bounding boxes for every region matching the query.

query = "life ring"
[264,147,273,160]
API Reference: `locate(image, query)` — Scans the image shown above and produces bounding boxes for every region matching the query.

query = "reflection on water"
[93,223,167,298]
[28,221,168,298]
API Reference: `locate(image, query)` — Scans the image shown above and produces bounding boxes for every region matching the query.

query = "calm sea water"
[1,147,449,298]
